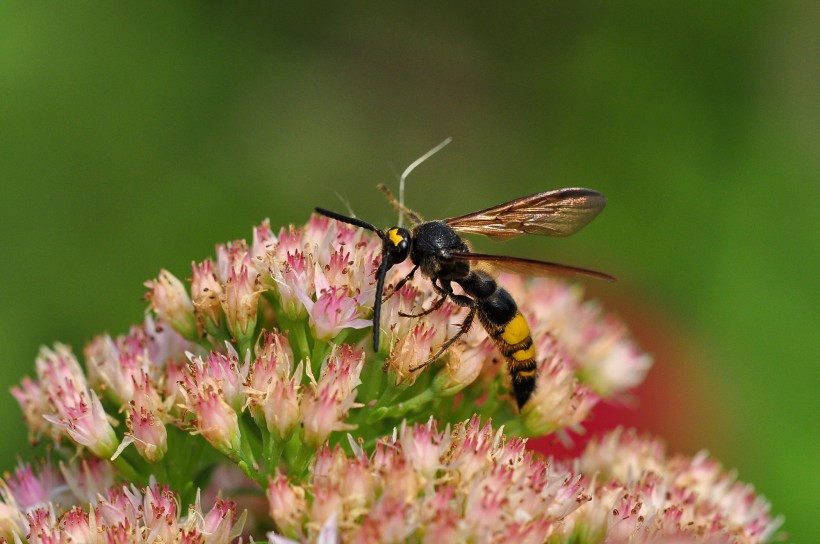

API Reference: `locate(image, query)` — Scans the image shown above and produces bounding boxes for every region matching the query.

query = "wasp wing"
[449,252,615,282]
[444,188,606,240]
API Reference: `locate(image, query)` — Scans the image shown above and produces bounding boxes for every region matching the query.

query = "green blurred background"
[1,2,816,540]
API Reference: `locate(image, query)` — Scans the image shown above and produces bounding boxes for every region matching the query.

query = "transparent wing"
[449,252,615,281]
[444,188,606,240]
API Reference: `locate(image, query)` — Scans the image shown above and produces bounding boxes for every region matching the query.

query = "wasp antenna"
[396,137,453,227]
[315,207,382,234]
[333,192,357,218]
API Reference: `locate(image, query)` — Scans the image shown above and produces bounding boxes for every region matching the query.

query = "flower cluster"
[264,418,780,543]
[267,416,587,543]
[570,428,782,543]
[5,213,780,543]
[0,457,244,543]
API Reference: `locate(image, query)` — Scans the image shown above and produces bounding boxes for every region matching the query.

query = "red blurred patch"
[528,289,725,460]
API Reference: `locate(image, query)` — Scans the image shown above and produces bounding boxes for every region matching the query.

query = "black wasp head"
[383,227,412,264]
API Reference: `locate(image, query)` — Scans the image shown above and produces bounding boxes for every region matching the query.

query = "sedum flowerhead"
[0,461,245,544]
[264,420,780,544]
[5,213,780,543]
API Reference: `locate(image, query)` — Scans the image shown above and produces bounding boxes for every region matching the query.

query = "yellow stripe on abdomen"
[511,344,536,361]
[500,313,530,345]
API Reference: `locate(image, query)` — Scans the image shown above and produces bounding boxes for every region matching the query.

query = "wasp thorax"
[385,227,411,263]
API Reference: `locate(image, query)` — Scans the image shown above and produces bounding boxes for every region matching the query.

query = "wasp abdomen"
[472,282,537,409]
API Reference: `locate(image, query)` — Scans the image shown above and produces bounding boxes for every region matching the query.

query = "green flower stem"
[159,428,212,507]
[236,417,267,485]
[204,320,232,350]
[374,378,408,409]
[265,431,287,473]
[480,381,502,414]
[189,331,219,353]
[360,356,386,403]
[291,440,315,479]
[235,453,266,487]
[163,455,177,491]
[498,417,525,437]
[292,322,312,362]
[333,329,349,344]
[111,455,143,484]
[311,338,329,368]
[237,335,254,361]
[151,457,170,484]
[368,388,436,422]
[260,425,273,469]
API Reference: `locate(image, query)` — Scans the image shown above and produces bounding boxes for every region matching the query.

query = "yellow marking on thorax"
[511,344,536,361]
[387,228,404,247]
[501,313,531,345]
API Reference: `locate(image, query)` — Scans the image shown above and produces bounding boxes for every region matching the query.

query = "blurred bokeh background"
[1,2,816,540]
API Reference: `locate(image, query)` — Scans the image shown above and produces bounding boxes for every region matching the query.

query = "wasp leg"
[381,265,418,302]
[432,279,474,308]
[377,183,423,226]
[409,305,477,372]
[399,294,446,318]
[400,276,459,317]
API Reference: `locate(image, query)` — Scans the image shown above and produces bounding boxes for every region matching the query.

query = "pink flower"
[248,369,303,440]
[10,377,50,443]
[387,322,436,384]
[60,507,95,544]
[179,382,241,456]
[197,497,242,543]
[84,332,138,406]
[59,457,114,504]
[265,249,315,319]
[215,239,252,284]
[145,269,198,340]
[377,281,423,346]
[122,402,168,463]
[297,286,370,342]
[47,390,119,459]
[185,348,248,412]
[244,332,303,439]
[41,364,119,458]
[398,419,450,481]
[6,212,778,544]
[191,258,225,333]
[0,461,62,510]
[221,264,263,343]
[300,345,364,447]
[267,471,307,537]
[522,343,600,437]
[142,483,179,541]
[274,225,304,258]
[433,336,494,395]
[251,219,277,261]
[5,480,246,544]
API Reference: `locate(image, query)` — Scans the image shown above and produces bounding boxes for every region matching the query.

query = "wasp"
[316,185,613,408]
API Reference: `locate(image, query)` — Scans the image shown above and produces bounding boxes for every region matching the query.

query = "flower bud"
[221,265,262,346]
[145,269,198,340]
[267,472,307,536]
[191,259,224,335]
[432,338,492,397]
[522,352,599,436]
